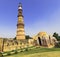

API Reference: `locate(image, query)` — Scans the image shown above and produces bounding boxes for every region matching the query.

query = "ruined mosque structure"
[0,3,57,52]
[32,32,57,47]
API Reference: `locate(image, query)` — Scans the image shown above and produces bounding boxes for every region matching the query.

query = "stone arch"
[38,37,42,46]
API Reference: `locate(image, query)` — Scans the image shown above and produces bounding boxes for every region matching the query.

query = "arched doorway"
[38,37,42,46]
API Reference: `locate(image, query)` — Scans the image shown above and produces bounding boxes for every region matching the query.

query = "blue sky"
[0,0,60,38]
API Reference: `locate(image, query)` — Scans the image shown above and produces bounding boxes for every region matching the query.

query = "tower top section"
[18,3,22,9]
[18,2,23,17]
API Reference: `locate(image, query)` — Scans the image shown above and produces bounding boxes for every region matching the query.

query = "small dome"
[18,3,22,9]
[33,32,49,40]
[37,32,48,38]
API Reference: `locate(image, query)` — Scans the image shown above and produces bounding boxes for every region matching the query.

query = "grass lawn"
[4,47,60,57]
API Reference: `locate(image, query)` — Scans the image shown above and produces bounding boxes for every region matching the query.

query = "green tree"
[25,35,32,40]
[53,32,58,38]
[13,37,16,40]
[53,32,60,41]
[55,42,60,48]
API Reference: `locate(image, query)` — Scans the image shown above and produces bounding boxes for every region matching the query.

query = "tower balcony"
[17,23,24,26]
[18,15,24,17]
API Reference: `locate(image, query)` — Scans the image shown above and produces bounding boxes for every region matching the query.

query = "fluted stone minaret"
[16,3,25,40]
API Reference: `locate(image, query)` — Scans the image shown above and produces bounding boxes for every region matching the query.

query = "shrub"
[11,50,15,52]
[7,52,11,55]
[20,48,23,52]
[14,50,18,54]
[0,52,3,57]
[25,48,28,51]
[55,42,60,48]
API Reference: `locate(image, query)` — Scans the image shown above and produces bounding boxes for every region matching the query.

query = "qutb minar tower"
[16,3,25,40]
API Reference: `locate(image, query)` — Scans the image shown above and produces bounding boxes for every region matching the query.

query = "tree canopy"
[53,32,60,41]
[25,35,32,40]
